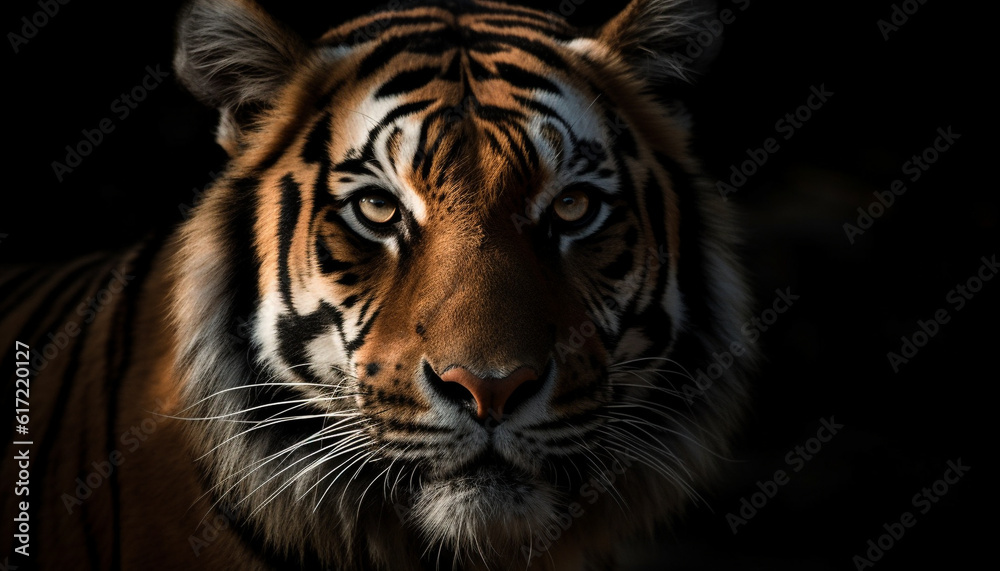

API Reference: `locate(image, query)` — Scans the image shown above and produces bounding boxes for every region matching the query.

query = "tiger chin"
[3,0,753,569]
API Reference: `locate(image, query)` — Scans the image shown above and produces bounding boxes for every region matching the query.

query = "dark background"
[3,0,993,569]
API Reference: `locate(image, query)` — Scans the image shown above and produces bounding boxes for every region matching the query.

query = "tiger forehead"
[318,2,577,48]
[290,0,624,221]
[315,48,613,213]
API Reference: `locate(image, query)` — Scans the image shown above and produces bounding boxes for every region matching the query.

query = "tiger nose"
[438,366,540,421]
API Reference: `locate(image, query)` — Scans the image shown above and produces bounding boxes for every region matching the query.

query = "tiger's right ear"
[174,0,306,155]
[596,0,720,85]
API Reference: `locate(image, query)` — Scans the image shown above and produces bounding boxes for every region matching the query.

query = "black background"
[2,0,994,569]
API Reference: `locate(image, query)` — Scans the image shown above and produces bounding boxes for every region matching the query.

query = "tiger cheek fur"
[168,0,753,569]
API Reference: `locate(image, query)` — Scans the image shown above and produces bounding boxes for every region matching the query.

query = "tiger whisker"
[599,410,735,462]
[199,412,364,461]
[607,400,713,440]
[311,448,380,513]
[180,379,357,410]
[247,434,374,513]
[339,443,390,509]
[246,439,374,519]
[163,396,360,423]
[193,422,369,522]
[198,438,346,528]
[572,438,630,515]
[594,425,703,505]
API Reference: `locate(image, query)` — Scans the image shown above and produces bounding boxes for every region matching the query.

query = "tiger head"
[171,0,752,568]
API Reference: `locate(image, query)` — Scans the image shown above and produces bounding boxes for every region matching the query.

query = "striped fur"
[2,1,753,569]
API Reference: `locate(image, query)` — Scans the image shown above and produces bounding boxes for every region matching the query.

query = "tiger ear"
[173,0,306,155]
[596,0,721,84]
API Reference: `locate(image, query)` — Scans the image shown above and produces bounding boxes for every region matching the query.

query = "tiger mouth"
[439,451,534,482]
[430,449,588,499]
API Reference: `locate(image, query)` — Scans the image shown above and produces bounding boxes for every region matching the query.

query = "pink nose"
[439,366,539,421]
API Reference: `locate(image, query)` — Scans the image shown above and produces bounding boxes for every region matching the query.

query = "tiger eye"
[552,189,591,223]
[357,193,398,224]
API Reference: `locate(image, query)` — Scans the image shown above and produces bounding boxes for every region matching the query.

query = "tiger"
[1,0,754,569]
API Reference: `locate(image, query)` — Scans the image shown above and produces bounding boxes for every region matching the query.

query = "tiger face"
[172,0,751,568]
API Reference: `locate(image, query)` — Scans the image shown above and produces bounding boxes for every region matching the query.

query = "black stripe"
[336,273,360,286]
[613,168,678,357]
[415,109,461,178]
[102,282,129,571]
[476,17,574,41]
[28,258,119,566]
[333,157,371,176]
[80,470,102,567]
[434,140,465,188]
[3,257,106,381]
[3,257,109,496]
[500,117,540,172]
[513,95,575,133]
[0,266,52,317]
[356,295,376,327]
[104,235,164,571]
[356,31,450,79]
[301,112,333,163]
[469,32,568,69]
[359,99,436,159]
[654,154,706,325]
[441,52,461,82]
[278,174,303,307]
[600,250,633,281]
[466,52,493,79]
[0,265,30,296]
[375,66,443,99]
[464,3,568,28]
[494,62,561,94]
[333,15,446,46]
[275,302,344,376]
[316,237,354,274]
[224,176,263,338]
[482,129,506,161]
[606,110,638,158]
[474,103,525,123]
[642,171,671,302]
[311,159,334,244]
[345,308,380,354]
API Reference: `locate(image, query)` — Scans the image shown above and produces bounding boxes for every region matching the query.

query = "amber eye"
[355,190,399,226]
[553,189,590,222]
[551,185,598,230]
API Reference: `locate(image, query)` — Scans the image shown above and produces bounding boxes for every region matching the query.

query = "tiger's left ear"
[596,0,721,84]
[173,0,306,155]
